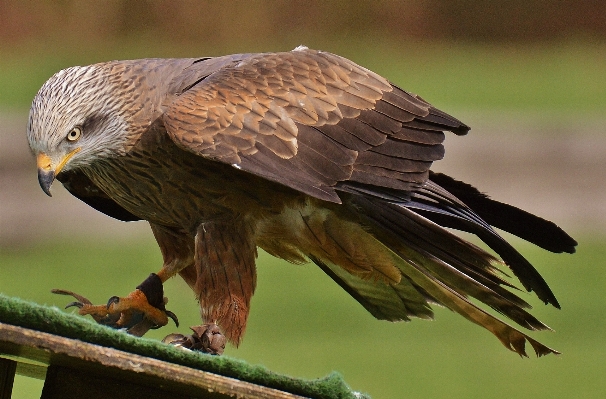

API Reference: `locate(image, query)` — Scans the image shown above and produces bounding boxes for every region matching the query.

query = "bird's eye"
[66,126,82,142]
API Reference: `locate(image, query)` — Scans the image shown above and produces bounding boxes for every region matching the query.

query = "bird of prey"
[28,46,576,356]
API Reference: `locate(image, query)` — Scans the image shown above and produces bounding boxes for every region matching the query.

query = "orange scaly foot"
[52,273,178,337]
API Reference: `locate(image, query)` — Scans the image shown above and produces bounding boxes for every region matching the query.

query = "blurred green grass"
[1,235,604,399]
[1,39,605,113]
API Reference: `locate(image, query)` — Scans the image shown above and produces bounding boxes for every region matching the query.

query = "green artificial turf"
[0,293,365,399]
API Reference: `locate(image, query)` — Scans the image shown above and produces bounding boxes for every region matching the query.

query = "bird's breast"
[84,138,303,232]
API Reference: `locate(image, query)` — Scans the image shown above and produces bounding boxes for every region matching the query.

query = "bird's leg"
[54,224,195,337]
[189,219,258,347]
[160,219,257,354]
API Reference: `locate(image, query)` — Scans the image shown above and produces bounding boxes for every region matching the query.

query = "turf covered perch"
[0,294,366,398]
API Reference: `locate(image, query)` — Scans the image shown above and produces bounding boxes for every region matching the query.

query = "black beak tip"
[38,169,55,197]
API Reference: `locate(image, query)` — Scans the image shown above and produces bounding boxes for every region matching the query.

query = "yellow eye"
[66,126,82,142]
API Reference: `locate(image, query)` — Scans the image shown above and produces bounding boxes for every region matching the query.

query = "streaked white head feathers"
[27,63,132,172]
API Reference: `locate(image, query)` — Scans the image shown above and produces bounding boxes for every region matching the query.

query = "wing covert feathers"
[164,47,469,203]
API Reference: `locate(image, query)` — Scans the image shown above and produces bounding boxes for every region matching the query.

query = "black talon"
[165,310,179,327]
[65,301,83,309]
[106,296,120,309]
[98,313,122,326]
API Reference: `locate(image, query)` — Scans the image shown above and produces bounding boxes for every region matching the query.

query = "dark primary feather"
[406,178,561,308]
[427,172,578,254]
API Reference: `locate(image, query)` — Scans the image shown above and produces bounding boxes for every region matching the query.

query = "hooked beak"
[36,148,80,197]
[37,153,55,197]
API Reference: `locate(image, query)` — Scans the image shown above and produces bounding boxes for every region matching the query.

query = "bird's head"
[27,63,147,196]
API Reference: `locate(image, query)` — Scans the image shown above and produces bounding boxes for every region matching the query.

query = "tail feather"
[428,172,577,254]
[353,198,552,329]
[408,178,562,308]
[396,252,558,357]
[343,195,559,356]
[309,255,435,322]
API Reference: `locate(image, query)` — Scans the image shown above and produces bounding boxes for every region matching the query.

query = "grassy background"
[1,236,604,399]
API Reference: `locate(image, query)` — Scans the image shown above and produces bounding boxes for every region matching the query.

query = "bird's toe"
[162,323,226,355]
[51,274,178,337]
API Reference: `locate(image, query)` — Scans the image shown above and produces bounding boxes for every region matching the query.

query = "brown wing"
[57,170,141,222]
[163,47,469,203]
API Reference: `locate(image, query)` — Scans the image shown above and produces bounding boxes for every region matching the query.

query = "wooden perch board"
[0,323,307,399]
